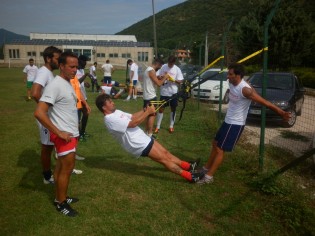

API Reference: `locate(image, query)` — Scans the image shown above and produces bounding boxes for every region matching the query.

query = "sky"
[0,0,186,36]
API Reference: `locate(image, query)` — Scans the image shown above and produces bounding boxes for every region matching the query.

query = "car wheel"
[282,109,296,128]
[223,90,229,104]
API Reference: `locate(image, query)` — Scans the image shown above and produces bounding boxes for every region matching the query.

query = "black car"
[247,72,305,127]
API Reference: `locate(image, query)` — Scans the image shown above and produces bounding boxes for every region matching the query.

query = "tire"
[282,108,296,128]
[223,90,229,104]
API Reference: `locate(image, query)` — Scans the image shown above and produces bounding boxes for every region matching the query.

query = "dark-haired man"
[32,46,62,184]
[95,93,203,183]
[197,63,291,184]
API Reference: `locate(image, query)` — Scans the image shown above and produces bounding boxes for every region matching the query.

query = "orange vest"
[70,76,82,109]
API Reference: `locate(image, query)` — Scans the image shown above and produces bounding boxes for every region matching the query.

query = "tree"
[234,0,314,69]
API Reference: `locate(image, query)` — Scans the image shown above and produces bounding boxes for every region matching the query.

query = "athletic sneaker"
[72,169,83,175]
[75,154,85,161]
[188,158,201,172]
[43,176,54,185]
[79,135,87,142]
[54,196,79,206]
[196,175,214,185]
[169,127,174,133]
[190,172,205,183]
[56,201,78,217]
[154,128,159,134]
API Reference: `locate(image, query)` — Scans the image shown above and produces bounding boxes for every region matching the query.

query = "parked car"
[190,68,229,103]
[247,72,305,127]
[179,64,202,79]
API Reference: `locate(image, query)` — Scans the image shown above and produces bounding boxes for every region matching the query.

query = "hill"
[0,28,29,45]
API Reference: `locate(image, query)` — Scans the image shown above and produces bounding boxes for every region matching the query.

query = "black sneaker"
[188,158,201,172]
[190,172,205,183]
[56,201,78,217]
[54,196,79,206]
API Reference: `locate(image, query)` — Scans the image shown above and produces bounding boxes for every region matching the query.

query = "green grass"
[1,68,315,235]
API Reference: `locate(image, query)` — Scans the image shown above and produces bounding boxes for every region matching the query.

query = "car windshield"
[249,74,293,90]
[200,70,227,81]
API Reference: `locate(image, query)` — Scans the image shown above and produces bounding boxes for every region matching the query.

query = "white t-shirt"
[102,63,113,77]
[130,63,139,81]
[142,66,157,100]
[33,66,54,91]
[76,69,87,100]
[23,64,38,82]
[225,79,252,125]
[40,76,79,137]
[104,110,151,157]
[159,64,183,96]
[89,65,97,79]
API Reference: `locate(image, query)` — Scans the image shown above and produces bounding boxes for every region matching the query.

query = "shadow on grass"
[17,149,53,198]
[83,154,183,183]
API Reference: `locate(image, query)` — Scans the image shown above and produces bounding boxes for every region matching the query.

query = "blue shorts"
[215,122,244,152]
[103,76,112,84]
[160,95,178,108]
[141,138,154,157]
[143,97,157,108]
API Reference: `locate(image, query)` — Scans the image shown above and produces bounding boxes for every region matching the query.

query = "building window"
[122,53,131,58]
[82,49,91,60]
[9,49,20,59]
[138,52,148,62]
[97,53,105,58]
[73,49,81,56]
[27,51,36,57]
[109,53,118,58]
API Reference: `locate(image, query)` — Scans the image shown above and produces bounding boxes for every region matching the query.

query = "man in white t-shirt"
[125,59,139,101]
[155,55,184,134]
[89,62,99,92]
[95,93,204,183]
[142,58,168,137]
[196,63,291,185]
[101,59,115,85]
[34,51,81,217]
[32,46,62,185]
[23,58,38,100]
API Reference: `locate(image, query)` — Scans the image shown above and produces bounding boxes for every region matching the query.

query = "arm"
[78,73,93,83]
[31,83,43,103]
[23,73,27,83]
[149,70,167,86]
[34,102,72,142]
[128,105,156,128]
[242,86,291,121]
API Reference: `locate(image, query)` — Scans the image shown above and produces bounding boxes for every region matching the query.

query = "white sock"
[126,95,130,100]
[170,112,176,128]
[204,174,213,180]
[156,113,163,129]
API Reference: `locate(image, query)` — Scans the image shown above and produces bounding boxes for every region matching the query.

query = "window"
[82,49,91,60]
[138,52,148,62]
[9,49,20,59]
[27,51,36,57]
[122,53,131,58]
[109,53,118,58]
[72,49,81,56]
[97,53,105,58]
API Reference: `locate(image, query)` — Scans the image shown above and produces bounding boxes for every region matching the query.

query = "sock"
[43,170,52,180]
[204,174,213,180]
[170,112,176,128]
[180,170,192,181]
[126,95,130,100]
[134,95,137,99]
[156,113,163,129]
[180,161,191,171]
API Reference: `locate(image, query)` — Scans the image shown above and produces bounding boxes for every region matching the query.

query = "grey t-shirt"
[40,76,79,137]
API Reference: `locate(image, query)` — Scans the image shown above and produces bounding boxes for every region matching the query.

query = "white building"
[4,33,153,68]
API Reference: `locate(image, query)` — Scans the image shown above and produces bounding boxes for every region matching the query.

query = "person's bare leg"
[205,141,225,176]
[55,152,75,203]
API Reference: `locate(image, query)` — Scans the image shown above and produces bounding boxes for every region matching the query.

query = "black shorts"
[160,95,178,108]
[141,138,154,157]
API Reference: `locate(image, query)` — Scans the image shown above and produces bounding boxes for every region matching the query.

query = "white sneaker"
[196,175,214,185]
[75,155,85,161]
[72,169,83,175]
[43,176,54,184]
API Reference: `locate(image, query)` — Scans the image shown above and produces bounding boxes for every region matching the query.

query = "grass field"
[0,67,314,235]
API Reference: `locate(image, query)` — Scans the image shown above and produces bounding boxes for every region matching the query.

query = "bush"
[291,67,315,89]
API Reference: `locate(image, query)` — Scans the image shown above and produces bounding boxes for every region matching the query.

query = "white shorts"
[36,119,54,145]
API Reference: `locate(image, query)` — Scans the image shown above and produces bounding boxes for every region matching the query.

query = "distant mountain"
[0,28,29,45]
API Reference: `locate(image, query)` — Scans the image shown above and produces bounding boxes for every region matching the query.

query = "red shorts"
[50,133,78,157]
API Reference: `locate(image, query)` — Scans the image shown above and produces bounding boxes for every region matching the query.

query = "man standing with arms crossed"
[34,51,80,217]
[32,46,62,184]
